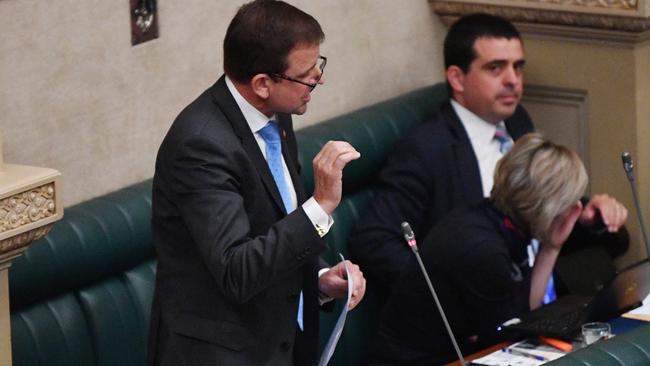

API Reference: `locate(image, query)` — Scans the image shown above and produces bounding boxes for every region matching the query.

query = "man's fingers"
[332,150,361,170]
[313,141,360,170]
[604,203,627,232]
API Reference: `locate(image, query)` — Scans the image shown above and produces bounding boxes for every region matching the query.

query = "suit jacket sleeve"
[163,131,327,304]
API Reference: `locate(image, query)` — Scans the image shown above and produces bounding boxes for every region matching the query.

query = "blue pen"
[502,347,549,362]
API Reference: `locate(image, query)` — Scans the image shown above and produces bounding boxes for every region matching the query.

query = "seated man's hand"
[318,260,366,310]
[579,194,628,233]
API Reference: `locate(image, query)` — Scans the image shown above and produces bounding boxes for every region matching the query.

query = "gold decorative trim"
[431,1,650,33]
[525,0,638,11]
[0,224,52,254]
[0,183,56,234]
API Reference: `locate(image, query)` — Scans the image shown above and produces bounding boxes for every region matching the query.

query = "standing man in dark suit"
[349,13,627,301]
[148,1,366,365]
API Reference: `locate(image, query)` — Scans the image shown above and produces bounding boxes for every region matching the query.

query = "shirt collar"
[450,99,505,146]
[225,76,277,133]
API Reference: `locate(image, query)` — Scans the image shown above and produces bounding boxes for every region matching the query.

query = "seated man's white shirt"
[451,99,511,197]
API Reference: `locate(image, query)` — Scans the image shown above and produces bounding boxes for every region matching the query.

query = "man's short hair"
[491,133,588,243]
[223,0,325,83]
[444,13,521,72]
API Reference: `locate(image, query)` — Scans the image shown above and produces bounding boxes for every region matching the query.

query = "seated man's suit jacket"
[350,100,627,301]
[349,101,533,298]
[148,76,327,366]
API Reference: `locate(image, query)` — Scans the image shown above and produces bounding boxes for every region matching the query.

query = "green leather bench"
[10,81,650,366]
[9,181,156,366]
[547,323,650,365]
[8,83,446,366]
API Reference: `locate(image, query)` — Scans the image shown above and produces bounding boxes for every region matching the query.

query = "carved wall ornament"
[525,0,638,10]
[0,225,52,255]
[430,0,650,43]
[0,183,56,234]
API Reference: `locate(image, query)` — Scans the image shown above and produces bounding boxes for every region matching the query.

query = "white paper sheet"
[473,339,565,366]
[318,253,352,366]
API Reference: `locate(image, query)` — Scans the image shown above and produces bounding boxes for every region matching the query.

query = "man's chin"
[292,104,308,115]
[496,103,518,120]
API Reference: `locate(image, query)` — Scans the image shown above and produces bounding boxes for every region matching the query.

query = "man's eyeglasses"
[269,56,327,92]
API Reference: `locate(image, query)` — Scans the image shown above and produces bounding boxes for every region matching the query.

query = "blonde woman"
[370,134,590,365]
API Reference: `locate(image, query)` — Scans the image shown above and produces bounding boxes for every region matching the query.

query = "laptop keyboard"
[507,295,591,339]
[525,309,583,336]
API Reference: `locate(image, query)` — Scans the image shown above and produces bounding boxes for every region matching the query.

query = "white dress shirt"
[225,76,333,235]
[451,99,513,197]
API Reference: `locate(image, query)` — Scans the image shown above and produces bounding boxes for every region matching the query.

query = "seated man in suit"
[349,12,628,302]
[369,133,589,365]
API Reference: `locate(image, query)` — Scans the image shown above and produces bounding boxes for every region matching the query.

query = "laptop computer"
[505,259,650,340]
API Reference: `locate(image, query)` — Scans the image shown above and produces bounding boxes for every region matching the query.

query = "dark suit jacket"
[148,76,327,366]
[349,100,534,298]
[370,200,533,365]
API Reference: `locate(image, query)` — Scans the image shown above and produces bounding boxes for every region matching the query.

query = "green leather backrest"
[10,181,155,366]
[547,323,650,365]
[13,82,650,366]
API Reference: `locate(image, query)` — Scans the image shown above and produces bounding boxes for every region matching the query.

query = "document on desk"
[623,293,650,322]
[318,253,352,366]
[473,339,565,365]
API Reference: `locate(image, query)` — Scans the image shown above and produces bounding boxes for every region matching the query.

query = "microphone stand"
[401,222,468,366]
[622,152,650,258]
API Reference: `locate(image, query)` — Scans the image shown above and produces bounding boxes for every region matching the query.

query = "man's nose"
[503,66,521,85]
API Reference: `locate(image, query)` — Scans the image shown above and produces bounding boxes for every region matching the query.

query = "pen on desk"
[502,347,549,361]
[539,336,573,352]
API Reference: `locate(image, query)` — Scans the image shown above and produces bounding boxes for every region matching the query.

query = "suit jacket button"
[280,341,291,352]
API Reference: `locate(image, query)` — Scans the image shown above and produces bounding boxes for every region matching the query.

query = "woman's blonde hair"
[491,133,588,243]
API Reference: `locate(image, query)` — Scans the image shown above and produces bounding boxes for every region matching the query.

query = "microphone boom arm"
[401,222,468,366]
[622,152,650,259]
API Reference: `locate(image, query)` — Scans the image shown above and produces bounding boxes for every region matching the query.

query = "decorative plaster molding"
[0,163,62,267]
[0,225,52,265]
[0,183,56,234]
[431,0,650,44]
[525,0,638,11]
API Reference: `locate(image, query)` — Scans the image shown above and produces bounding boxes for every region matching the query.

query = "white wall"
[0,0,446,206]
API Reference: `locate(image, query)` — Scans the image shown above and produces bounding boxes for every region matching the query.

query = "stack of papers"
[473,339,567,365]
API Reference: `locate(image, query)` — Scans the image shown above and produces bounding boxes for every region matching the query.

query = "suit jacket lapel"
[209,76,287,214]
[442,102,484,203]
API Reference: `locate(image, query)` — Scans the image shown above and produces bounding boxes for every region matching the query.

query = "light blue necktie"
[494,125,514,154]
[258,121,293,213]
[258,121,304,330]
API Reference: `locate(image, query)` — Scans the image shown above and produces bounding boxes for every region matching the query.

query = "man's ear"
[251,74,272,99]
[446,66,465,94]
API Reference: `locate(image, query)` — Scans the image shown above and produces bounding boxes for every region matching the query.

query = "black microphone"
[621,152,650,259]
[401,222,469,366]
